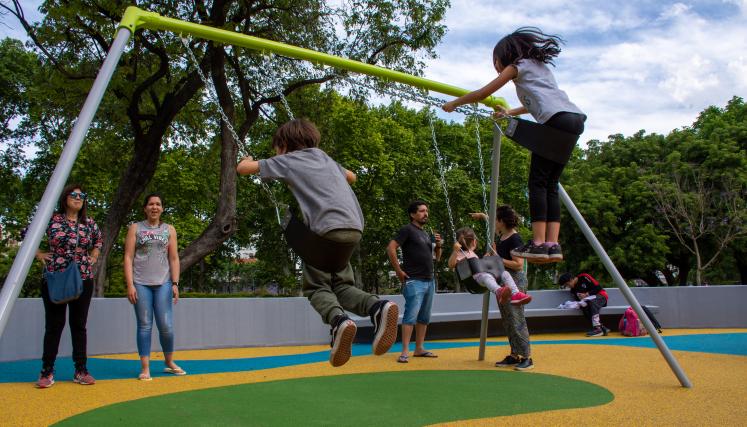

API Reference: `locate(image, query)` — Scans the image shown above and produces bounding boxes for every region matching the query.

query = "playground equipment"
[0,6,691,388]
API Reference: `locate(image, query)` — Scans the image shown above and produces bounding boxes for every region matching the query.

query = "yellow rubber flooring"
[2,329,746,426]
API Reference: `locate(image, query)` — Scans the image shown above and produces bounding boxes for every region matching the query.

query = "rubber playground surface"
[1,329,746,426]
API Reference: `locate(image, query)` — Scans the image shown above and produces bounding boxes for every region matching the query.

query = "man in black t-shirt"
[386,200,442,363]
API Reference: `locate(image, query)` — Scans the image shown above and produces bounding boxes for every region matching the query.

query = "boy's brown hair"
[272,118,321,153]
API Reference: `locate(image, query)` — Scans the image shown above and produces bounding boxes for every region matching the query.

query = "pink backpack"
[619,307,648,337]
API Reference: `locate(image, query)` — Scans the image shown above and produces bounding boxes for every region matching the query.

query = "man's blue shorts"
[401,278,435,325]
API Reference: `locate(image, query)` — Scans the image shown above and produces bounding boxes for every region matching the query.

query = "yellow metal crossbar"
[118,6,507,110]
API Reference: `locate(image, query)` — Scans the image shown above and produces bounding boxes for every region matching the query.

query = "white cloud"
[427,0,747,144]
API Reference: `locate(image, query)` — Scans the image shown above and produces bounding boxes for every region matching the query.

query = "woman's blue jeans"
[134,282,174,357]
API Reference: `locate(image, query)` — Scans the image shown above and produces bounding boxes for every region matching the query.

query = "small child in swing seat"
[447,227,532,305]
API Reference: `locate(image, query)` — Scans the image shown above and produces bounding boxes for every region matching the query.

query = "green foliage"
[2,2,744,295]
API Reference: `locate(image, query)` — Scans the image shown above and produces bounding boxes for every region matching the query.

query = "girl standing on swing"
[443,27,586,263]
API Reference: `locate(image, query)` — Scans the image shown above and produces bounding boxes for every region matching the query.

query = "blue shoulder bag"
[45,222,84,304]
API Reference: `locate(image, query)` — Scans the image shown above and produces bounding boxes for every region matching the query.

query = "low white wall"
[1,285,745,362]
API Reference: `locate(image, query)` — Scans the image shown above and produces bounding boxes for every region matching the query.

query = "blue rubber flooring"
[1,333,744,383]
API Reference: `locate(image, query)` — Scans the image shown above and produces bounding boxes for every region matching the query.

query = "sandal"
[164,366,187,375]
[138,373,152,381]
[413,351,438,358]
[397,355,409,363]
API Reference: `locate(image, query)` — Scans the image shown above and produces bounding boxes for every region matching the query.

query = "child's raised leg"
[500,271,532,305]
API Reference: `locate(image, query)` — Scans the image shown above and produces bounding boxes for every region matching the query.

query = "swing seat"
[504,117,579,165]
[455,256,506,294]
[282,209,357,273]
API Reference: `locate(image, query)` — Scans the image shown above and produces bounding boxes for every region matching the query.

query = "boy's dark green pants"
[302,229,379,324]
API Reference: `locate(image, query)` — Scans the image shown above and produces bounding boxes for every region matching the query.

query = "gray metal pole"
[558,184,692,388]
[0,28,132,339]
[478,123,502,361]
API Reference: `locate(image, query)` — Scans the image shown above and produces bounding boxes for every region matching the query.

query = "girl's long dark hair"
[57,183,87,222]
[493,27,563,67]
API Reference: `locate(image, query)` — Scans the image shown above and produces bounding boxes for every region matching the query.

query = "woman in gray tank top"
[124,193,185,380]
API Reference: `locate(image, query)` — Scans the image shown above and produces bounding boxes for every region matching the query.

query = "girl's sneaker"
[73,369,96,385]
[511,242,548,260]
[547,244,563,261]
[36,370,54,389]
[510,291,532,305]
[495,286,512,304]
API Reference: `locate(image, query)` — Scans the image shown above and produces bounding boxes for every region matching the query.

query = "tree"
[5,0,449,295]
[648,120,747,285]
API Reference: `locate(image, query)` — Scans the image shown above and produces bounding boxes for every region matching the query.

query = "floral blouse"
[45,213,103,280]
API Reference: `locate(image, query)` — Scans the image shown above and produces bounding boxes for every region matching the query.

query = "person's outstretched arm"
[447,242,462,269]
[236,156,260,175]
[344,169,356,184]
[442,65,517,112]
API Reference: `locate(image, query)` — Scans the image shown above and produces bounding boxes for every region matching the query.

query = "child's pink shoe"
[495,286,511,304]
[510,291,532,305]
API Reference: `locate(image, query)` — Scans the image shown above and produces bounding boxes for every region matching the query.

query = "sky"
[2,1,746,144]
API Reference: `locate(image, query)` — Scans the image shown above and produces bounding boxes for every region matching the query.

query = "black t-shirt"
[496,233,523,260]
[394,223,434,280]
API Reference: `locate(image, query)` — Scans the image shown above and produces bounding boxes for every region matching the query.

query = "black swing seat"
[503,117,579,165]
[282,209,357,273]
[455,255,506,294]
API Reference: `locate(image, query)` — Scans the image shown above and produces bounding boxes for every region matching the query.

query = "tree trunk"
[93,133,165,296]
[93,66,205,296]
[694,240,703,286]
[734,246,747,285]
[662,267,676,286]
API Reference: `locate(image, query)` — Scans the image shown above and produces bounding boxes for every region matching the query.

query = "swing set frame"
[0,6,691,388]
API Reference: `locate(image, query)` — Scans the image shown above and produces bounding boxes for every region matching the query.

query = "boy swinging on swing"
[237,118,399,367]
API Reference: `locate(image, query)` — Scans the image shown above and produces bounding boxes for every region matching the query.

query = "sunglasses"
[69,191,87,200]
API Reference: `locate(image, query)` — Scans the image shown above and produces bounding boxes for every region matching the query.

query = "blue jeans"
[402,278,435,325]
[134,282,174,357]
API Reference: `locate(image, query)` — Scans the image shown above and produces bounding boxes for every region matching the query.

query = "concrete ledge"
[351,305,659,327]
[0,285,744,362]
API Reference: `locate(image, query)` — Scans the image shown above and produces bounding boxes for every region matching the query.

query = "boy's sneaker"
[370,300,399,356]
[73,369,96,385]
[511,242,548,260]
[510,291,532,305]
[329,315,357,367]
[36,369,55,389]
[601,325,610,336]
[514,358,534,371]
[494,355,520,368]
[547,244,563,261]
[495,286,511,304]
[586,327,605,337]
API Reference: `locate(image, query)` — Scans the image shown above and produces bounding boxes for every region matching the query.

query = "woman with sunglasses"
[123,193,185,381]
[34,184,103,388]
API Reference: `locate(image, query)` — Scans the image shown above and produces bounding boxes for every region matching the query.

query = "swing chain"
[427,110,457,242]
[473,105,492,244]
[341,76,496,118]
[179,36,283,225]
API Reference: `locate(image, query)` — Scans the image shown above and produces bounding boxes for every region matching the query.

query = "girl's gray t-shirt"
[513,59,585,124]
[259,148,364,235]
[133,221,171,286]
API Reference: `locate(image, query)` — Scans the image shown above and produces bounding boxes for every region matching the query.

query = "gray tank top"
[513,59,585,124]
[133,221,171,286]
